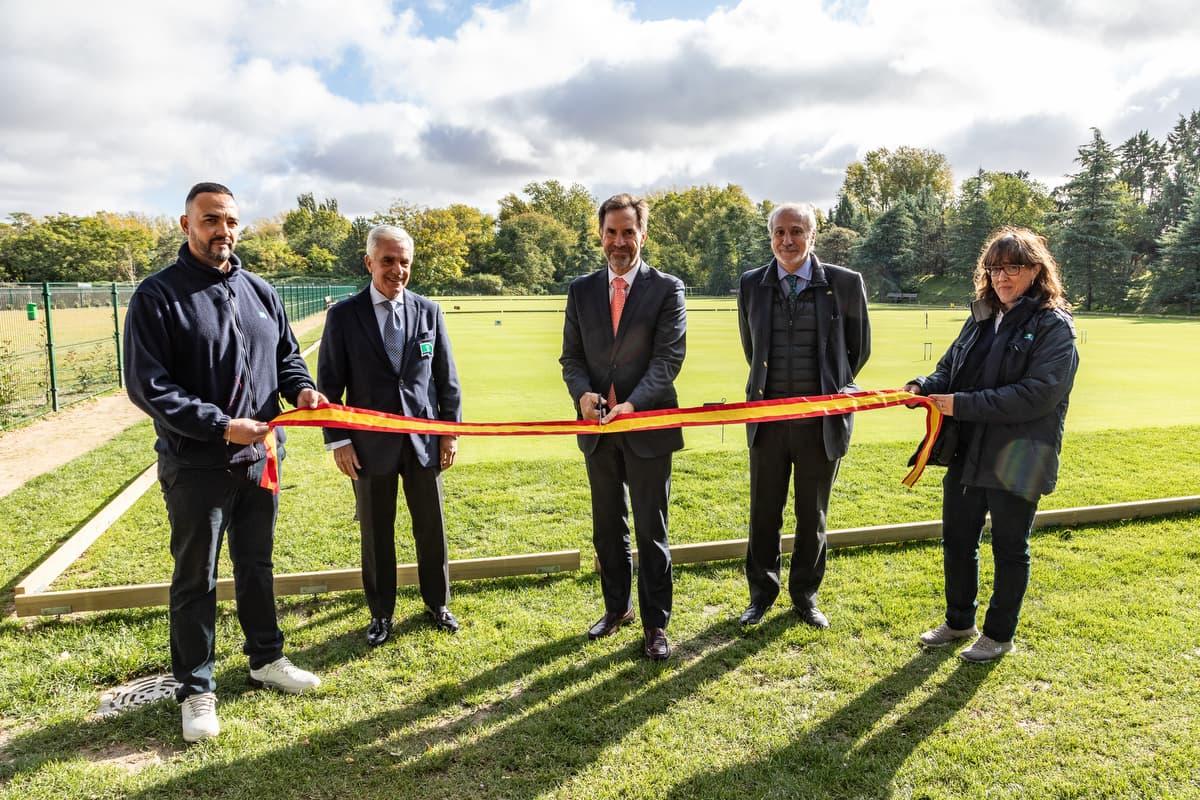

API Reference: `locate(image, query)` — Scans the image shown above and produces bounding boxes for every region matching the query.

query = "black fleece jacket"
[123,244,314,468]
[911,293,1078,500]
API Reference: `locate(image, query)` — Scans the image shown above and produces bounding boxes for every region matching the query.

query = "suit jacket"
[737,256,871,460]
[318,287,462,473]
[560,261,687,459]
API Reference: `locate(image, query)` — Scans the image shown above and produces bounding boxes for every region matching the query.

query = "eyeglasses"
[983,264,1027,277]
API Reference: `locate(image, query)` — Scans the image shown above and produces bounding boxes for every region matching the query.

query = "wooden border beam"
[14,550,580,617]
[14,464,157,597]
[623,495,1200,567]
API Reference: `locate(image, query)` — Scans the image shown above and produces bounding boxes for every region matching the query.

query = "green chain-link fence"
[0,281,356,429]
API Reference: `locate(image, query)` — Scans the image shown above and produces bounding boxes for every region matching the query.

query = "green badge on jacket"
[420,341,434,356]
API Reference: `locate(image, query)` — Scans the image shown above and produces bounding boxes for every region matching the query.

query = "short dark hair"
[597,193,649,233]
[185,182,234,211]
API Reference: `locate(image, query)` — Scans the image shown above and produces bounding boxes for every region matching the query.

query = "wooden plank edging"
[623,495,1200,567]
[14,550,581,617]
[14,464,158,597]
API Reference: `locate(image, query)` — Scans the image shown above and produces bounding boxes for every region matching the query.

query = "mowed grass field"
[428,297,1200,462]
[1,299,1199,799]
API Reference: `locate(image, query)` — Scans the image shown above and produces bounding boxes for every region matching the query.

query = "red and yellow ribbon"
[259,389,942,494]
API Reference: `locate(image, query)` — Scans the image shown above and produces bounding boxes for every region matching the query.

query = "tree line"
[2,111,1199,313]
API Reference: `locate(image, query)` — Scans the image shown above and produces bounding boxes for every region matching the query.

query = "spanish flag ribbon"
[259,389,942,494]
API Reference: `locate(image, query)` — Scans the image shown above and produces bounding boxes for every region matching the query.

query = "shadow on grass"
[664,649,993,799]
[8,615,795,798]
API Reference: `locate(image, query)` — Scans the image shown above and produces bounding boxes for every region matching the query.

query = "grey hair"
[767,202,817,235]
[366,224,415,257]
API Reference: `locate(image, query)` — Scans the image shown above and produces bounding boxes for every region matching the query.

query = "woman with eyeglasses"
[904,227,1079,663]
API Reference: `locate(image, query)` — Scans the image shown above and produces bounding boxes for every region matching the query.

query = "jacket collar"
[971,291,1044,324]
[760,255,828,288]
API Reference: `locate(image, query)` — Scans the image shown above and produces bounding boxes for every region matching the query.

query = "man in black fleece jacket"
[124,182,326,743]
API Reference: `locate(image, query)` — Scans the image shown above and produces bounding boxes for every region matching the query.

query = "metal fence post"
[111,282,124,388]
[42,282,59,411]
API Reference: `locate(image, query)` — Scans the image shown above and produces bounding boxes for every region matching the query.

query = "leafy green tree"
[237,222,307,277]
[1055,129,1132,310]
[487,211,573,293]
[840,146,954,220]
[815,225,860,266]
[282,194,351,275]
[376,203,469,292]
[0,212,156,282]
[338,216,372,276]
[446,204,497,275]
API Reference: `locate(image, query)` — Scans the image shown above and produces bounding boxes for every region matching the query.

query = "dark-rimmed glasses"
[983,264,1026,278]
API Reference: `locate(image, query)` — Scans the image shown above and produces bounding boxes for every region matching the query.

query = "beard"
[201,238,233,265]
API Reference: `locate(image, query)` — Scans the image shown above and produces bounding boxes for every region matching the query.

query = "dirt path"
[0,312,327,500]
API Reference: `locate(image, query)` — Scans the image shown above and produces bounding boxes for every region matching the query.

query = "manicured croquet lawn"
[1,301,1198,799]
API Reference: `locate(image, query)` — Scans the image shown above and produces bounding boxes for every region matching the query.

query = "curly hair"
[973,226,1069,311]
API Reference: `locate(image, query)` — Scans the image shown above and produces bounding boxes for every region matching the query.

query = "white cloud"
[2,0,1200,220]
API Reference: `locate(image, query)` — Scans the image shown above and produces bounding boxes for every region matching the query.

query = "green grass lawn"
[1,424,1199,798]
[426,299,1200,462]
[2,303,1200,799]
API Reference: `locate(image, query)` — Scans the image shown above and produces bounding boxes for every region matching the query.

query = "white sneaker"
[248,656,321,694]
[960,634,1015,663]
[918,622,979,648]
[181,692,219,743]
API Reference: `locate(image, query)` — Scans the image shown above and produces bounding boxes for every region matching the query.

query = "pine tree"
[1152,195,1200,313]
[949,170,992,278]
[852,200,918,297]
[1056,129,1131,310]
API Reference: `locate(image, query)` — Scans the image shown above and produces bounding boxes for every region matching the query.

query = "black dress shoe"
[366,617,392,647]
[587,608,635,640]
[796,606,830,629]
[643,627,671,660]
[739,603,770,626]
[426,607,460,634]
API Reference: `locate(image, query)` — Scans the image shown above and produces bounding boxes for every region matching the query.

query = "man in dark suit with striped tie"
[736,202,871,630]
[560,194,687,660]
[318,225,463,645]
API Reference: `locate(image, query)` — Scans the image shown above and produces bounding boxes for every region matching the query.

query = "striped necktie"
[381,300,404,373]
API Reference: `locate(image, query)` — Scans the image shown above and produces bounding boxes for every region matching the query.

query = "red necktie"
[607,276,628,408]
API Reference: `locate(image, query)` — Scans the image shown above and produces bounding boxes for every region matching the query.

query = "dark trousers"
[356,439,449,619]
[942,462,1039,642]
[161,460,284,701]
[584,433,673,630]
[747,421,839,610]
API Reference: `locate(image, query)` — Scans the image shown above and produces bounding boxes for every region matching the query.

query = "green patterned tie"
[785,273,800,306]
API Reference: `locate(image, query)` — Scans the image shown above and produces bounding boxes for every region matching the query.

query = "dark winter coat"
[911,293,1078,499]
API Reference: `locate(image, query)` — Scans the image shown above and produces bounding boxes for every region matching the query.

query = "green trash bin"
[26,303,37,321]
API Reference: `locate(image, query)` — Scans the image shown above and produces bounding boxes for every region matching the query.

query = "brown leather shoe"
[587,608,635,640]
[643,627,671,660]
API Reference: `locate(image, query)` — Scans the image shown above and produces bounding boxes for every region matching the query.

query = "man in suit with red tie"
[560,193,687,660]
[318,225,463,645]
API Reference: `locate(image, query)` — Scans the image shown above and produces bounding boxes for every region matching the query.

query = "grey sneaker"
[181,692,219,743]
[918,622,978,648]
[960,634,1015,663]
[248,656,321,694]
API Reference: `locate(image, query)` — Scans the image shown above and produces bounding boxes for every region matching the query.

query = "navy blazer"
[318,287,462,473]
[560,262,687,458]
[737,256,871,460]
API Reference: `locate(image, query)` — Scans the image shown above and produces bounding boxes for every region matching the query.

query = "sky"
[2,0,1199,223]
